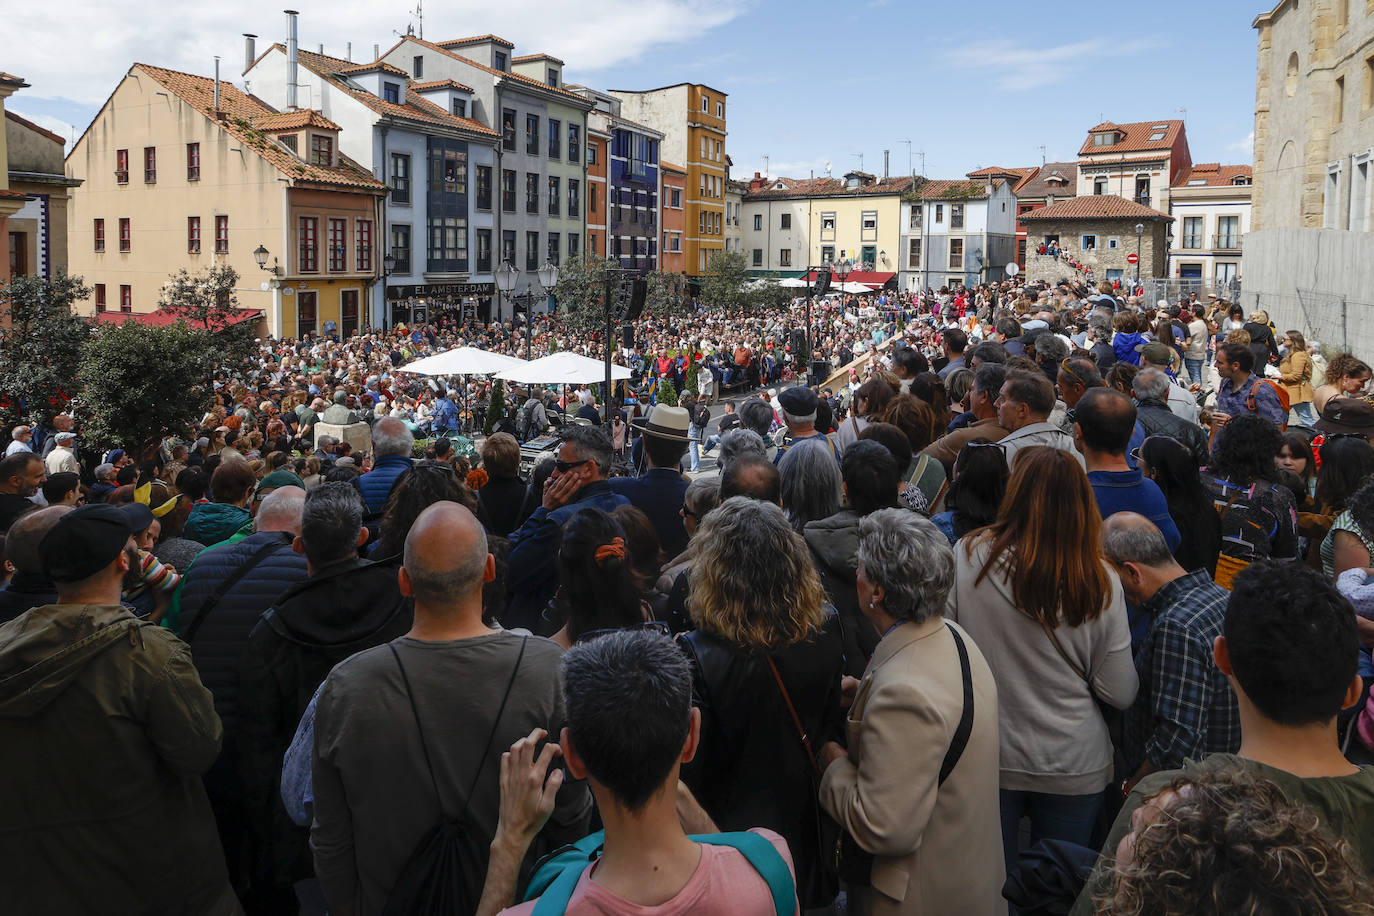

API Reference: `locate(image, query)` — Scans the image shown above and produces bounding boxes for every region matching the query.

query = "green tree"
[683,357,699,398]
[748,278,795,312]
[644,270,690,320]
[550,253,614,333]
[697,250,751,310]
[656,377,679,407]
[158,264,258,371]
[484,378,507,435]
[0,270,92,428]
[79,320,221,449]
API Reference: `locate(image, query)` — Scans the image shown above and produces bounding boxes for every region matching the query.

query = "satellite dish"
[1006,263,1020,277]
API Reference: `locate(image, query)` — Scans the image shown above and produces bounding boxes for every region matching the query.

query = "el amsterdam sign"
[386,282,495,300]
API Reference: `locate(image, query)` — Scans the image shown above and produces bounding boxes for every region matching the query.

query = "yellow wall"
[66,71,282,318]
[805,193,904,273]
[686,85,726,275]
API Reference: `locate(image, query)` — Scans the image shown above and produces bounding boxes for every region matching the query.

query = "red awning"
[801,269,896,290]
[91,307,263,327]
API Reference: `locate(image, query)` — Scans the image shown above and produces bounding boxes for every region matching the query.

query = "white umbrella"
[777,277,809,288]
[839,281,872,294]
[496,351,632,384]
[397,346,526,376]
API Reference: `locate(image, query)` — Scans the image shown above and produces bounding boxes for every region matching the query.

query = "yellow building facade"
[66,64,385,337]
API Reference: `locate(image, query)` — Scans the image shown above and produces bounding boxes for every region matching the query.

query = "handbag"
[834,623,975,887]
[763,656,840,906]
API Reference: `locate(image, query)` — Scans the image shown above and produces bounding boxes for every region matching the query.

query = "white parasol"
[396,346,527,376]
[496,351,633,384]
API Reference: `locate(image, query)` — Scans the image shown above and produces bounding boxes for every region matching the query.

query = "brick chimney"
[749,171,768,191]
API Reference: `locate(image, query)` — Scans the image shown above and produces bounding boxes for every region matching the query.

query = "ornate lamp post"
[494,259,518,327]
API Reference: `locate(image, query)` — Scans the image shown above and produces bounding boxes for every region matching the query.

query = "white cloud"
[765,157,831,179]
[5,0,747,109]
[6,109,79,153]
[945,38,1159,92]
[1228,130,1255,158]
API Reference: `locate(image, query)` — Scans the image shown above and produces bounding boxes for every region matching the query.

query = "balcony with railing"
[1213,233,1243,252]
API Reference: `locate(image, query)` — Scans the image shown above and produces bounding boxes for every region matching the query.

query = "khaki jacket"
[1279,350,1316,404]
[819,617,1003,915]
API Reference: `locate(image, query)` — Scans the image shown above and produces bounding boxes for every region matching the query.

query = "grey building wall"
[1241,226,1374,355]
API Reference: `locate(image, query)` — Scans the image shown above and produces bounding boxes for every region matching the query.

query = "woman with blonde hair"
[948,445,1137,874]
[679,496,845,910]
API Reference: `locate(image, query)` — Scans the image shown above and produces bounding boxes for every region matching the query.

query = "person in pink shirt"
[476,628,798,916]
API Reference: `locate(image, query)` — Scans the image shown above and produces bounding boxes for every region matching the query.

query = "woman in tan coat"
[1279,329,1317,427]
[819,509,1003,915]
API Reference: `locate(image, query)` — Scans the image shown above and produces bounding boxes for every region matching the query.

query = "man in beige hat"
[612,404,693,556]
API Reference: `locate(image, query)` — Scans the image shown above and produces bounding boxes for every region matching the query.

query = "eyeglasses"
[679,505,699,520]
[575,620,671,645]
[553,458,591,474]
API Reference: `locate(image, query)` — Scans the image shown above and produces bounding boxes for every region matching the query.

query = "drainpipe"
[285,10,299,110]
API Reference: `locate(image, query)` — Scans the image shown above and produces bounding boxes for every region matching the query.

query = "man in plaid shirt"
[1103,513,1241,793]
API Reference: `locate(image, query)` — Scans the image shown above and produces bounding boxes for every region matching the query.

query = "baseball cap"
[54,432,76,442]
[40,504,136,582]
[1139,342,1174,366]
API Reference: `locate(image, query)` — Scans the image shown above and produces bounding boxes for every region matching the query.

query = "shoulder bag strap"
[460,635,528,809]
[389,642,446,812]
[764,655,820,780]
[688,831,796,916]
[1037,617,1099,706]
[182,538,285,645]
[938,623,975,787]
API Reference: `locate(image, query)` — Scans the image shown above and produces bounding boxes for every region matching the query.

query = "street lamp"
[494,259,518,325]
[253,244,281,276]
[510,261,561,361]
[1134,222,1145,288]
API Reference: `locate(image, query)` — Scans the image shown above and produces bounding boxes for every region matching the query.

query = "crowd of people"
[4,276,1374,915]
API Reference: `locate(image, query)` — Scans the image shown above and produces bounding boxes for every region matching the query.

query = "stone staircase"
[1026,246,1097,286]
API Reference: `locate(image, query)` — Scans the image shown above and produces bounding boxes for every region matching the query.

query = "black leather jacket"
[678,614,846,907]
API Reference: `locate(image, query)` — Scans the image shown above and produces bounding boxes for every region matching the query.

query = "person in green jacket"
[185,461,256,548]
[0,503,237,915]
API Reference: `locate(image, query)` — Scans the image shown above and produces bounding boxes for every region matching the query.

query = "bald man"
[310,503,591,916]
[0,506,70,624]
[1101,512,1239,792]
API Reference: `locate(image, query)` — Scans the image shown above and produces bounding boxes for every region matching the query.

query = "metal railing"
[1212,234,1243,251]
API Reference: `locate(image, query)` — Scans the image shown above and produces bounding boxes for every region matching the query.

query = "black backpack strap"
[388,635,529,817]
[183,537,286,645]
[938,622,975,787]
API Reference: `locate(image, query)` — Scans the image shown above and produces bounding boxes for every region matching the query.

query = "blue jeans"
[999,788,1102,877]
[1291,400,1320,428]
[1184,357,1205,387]
[703,434,721,452]
[687,425,702,471]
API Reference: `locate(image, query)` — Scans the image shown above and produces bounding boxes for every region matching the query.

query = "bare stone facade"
[1023,217,1169,285]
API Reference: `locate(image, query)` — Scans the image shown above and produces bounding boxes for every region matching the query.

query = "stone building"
[1020,195,1171,287]
[1245,0,1374,354]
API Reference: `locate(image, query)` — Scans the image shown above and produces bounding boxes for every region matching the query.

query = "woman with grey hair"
[778,437,843,532]
[816,508,1004,914]
[679,496,845,909]
[716,427,767,473]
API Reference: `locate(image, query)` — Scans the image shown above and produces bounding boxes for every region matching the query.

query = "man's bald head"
[1074,387,1137,455]
[1101,512,1174,569]
[9,506,73,577]
[255,487,306,535]
[719,457,781,505]
[402,502,489,608]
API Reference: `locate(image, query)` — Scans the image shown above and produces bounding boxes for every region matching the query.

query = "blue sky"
[7,0,1262,180]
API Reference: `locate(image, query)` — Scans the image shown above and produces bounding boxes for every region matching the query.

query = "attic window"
[279,134,298,153]
[774,181,784,190]
[1148,131,1167,142]
[1047,175,1065,185]
[1233,176,1251,185]
[1188,178,1208,186]
[1093,133,1116,147]
[333,73,368,92]
[1150,124,1169,130]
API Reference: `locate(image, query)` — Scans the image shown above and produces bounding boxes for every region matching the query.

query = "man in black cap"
[773,386,839,465]
[0,504,236,914]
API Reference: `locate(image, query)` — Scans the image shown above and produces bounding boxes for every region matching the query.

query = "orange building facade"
[660,161,686,273]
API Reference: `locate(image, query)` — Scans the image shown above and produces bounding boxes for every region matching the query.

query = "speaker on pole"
[621,324,636,350]
[812,269,832,296]
[626,279,648,321]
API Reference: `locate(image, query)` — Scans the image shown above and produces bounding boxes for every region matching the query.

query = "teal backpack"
[523,829,795,915]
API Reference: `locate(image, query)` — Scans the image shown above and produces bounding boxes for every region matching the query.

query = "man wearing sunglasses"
[506,425,629,635]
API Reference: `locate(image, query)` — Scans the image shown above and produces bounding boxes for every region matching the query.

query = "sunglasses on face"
[553,458,591,474]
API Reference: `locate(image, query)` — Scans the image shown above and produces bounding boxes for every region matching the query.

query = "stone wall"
[1023,218,1169,284]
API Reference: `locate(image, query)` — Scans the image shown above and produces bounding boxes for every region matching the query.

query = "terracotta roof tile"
[966,166,1030,180]
[337,59,408,77]
[512,53,564,65]
[915,179,989,201]
[5,110,65,145]
[438,35,515,49]
[660,160,687,174]
[254,109,341,132]
[0,72,28,87]
[1172,163,1253,188]
[1019,194,1172,221]
[392,36,590,105]
[291,47,499,136]
[0,188,28,199]
[744,175,919,201]
[133,63,386,191]
[1014,162,1079,198]
[409,78,474,92]
[1079,119,1184,156]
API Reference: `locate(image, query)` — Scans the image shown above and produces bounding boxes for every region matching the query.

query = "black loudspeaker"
[812,269,832,296]
[626,279,648,320]
[810,360,829,379]
[790,328,806,352]
[621,324,635,349]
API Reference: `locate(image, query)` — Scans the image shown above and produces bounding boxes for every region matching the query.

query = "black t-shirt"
[717,414,740,434]
[0,493,34,532]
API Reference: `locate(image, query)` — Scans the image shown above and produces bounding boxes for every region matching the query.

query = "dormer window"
[547,68,558,87]
[1148,131,1167,142]
[383,82,400,103]
[1233,176,1251,186]
[494,51,507,71]
[310,134,334,167]
[1187,179,1207,186]
[452,98,466,117]
[279,134,298,153]
[1092,132,1117,147]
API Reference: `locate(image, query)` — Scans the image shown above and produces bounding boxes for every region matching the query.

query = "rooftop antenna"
[852,153,863,173]
[824,160,832,177]
[1177,106,1187,122]
[1038,144,1046,167]
[414,0,424,39]
[899,138,913,177]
